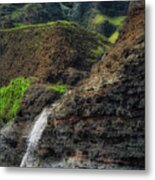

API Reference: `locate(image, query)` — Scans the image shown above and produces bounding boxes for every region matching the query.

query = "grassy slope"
[0,20,75,31]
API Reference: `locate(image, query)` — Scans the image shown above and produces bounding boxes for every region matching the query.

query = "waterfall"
[20,108,51,167]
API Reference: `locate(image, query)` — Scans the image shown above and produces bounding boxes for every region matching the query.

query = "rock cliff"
[36,0,145,169]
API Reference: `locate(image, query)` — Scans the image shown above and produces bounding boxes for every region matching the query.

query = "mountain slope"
[0,21,109,86]
[0,3,63,28]
[70,1,129,40]
[0,2,129,42]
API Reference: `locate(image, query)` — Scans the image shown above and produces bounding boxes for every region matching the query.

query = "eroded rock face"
[17,85,61,122]
[34,0,145,169]
[0,0,145,169]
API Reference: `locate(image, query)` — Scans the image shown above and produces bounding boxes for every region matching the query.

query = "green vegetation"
[47,84,67,94]
[108,16,126,26]
[91,46,105,59]
[93,14,126,27]
[93,14,106,25]
[0,77,30,123]
[91,13,125,44]
[0,3,64,29]
[108,31,119,43]
[0,20,78,32]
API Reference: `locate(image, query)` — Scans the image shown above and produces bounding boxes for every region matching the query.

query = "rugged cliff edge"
[0,0,145,169]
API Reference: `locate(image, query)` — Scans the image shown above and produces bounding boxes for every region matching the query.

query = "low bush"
[47,84,67,94]
[0,77,30,123]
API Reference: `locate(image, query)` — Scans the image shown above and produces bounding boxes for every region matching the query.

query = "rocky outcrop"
[17,85,62,122]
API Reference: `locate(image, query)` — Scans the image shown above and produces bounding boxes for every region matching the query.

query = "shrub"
[0,77,30,123]
[47,84,67,94]
[108,31,119,43]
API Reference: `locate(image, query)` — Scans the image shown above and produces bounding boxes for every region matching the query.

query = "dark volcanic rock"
[0,124,20,166]
[17,84,61,122]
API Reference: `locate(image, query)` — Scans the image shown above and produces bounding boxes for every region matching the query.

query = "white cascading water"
[20,108,51,167]
[20,91,71,168]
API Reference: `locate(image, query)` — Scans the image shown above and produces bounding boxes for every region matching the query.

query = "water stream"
[20,108,51,167]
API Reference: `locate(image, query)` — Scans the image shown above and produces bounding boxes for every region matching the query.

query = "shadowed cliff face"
[0,1,145,169]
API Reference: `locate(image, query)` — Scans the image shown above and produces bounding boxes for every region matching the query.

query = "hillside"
[0,3,64,27]
[0,21,109,86]
[70,1,129,42]
[0,2,129,43]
